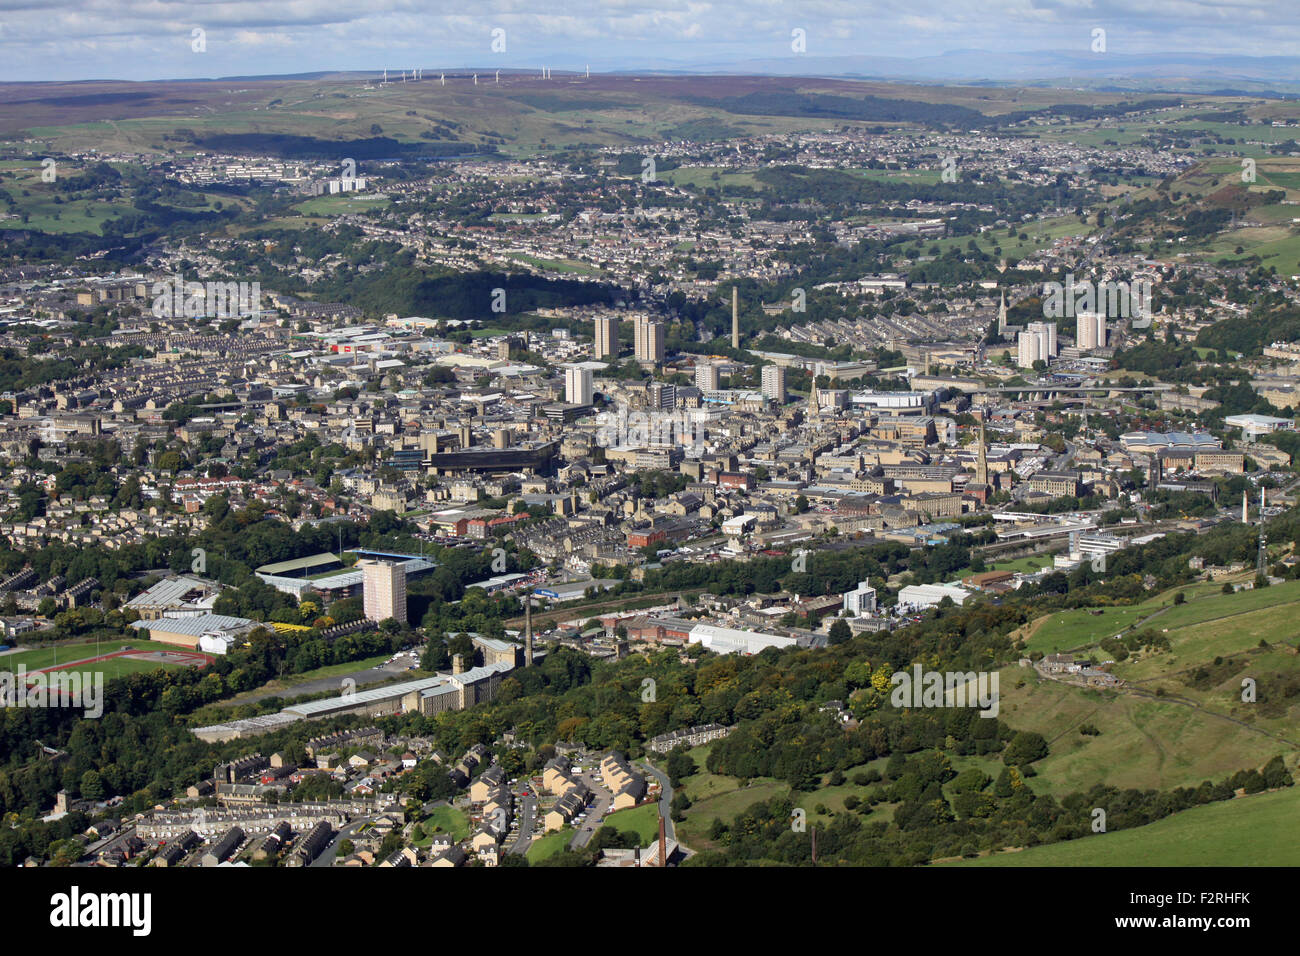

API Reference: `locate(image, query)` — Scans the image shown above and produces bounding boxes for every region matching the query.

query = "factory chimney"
[524,590,534,667]
[731,287,740,350]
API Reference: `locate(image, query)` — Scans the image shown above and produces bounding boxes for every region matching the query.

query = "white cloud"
[0,1,1298,80]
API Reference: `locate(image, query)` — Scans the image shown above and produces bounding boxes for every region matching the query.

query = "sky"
[0,1,1298,82]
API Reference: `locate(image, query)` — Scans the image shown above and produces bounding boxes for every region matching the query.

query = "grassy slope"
[526,828,571,862]
[997,666,1289,796]
[948,786,1300,866]
[678,572,1300,841]
[599,804,660,843]
[1019,579,1300,656]
[421,805,470,842]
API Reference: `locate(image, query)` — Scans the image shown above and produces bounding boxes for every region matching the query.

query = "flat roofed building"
[255,553,343,578]
[361,559,406,625]
[565,366,593,407]
[843,580,877,616]
[687,623,796,656]
[897,582,971,609]
[594,315,617,360]
[131,613,257,650]
[1223,413,1295,439]
[760,365,786,403]
[695,363,720,391]
[123,575,221,620]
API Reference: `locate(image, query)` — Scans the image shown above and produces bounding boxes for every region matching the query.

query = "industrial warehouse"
[192,659,515,743]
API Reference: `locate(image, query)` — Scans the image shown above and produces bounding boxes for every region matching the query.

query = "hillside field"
[947,785,1300,866]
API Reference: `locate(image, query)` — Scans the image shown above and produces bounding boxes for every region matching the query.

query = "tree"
[664,747,697,786]
[421,639,450,672]
[1003,731,1049,766]
[80,770,104,802]
[828,618,852,645]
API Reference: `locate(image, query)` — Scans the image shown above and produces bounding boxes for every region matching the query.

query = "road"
[221,652,420,707]
[568,768,612,849]
[85,824,140,863]
[311,819,366,867]
[507,789,537,855]
[639,760,676,844]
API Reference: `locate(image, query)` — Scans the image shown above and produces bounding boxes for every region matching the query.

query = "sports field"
[1,639,210,680]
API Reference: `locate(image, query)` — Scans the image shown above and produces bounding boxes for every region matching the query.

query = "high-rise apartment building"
[594,315,617,359]
[362,560,407,625]
[1076,311,1106,351]
[1017,321,1057,368]
[635,315,665,363]
[565,366,593,406]
[761,364,786,403]
[695,363,720,391]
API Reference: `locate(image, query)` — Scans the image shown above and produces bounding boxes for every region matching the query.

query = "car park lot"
[568,766,613,848]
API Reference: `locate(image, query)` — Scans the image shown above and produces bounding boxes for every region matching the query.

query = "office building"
[843,580,877,616]
[647,382,676,409]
